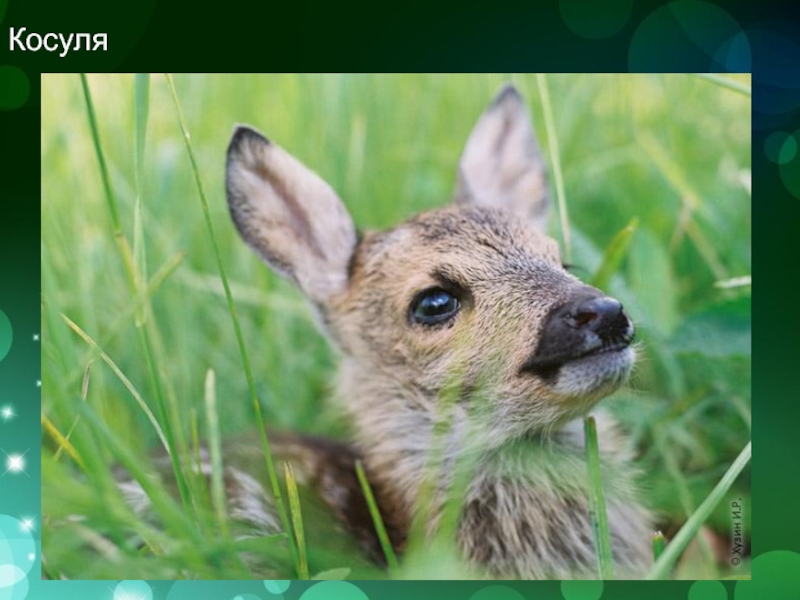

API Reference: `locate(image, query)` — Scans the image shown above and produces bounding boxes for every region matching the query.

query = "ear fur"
[454,84,550,231]
[226,126,357,306]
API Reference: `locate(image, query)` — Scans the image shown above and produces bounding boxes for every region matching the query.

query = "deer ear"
[454,84,550,232]
[226,126,357,306]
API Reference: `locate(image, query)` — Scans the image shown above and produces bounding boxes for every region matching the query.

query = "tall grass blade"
[138,329,191,510]
[652,531,666,561]
[42,415,85,468]
[164,73,298,571]
[76,404,205,550]
[184,405,214,522]
[79,74,121,233]
[133,74,150,326]
[584,416,615,579]
[53,362,92,463]
[81,362,91,400]
[591,217,639,291]
[81,72,190,507]
[134,73,150,189]
[284,462,309,579]
[60,312,170,452]
[692,73,751,96]
[646,441,751,579]
[132,198,148,326]
[715,275,751,289]
[62,252,185,391]
[637,131,727,280]
[355,459,399,571]
[190,408,203,478]
[654,431,718,571]
[130,74,187,500]
[536,73,571,263]
[203,368,228,536]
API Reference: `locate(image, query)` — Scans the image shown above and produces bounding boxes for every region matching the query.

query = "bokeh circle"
[469,585,527,600]
[765,131,798,165]
[299,581,369,600]
[561,580,604,600]
[113,580,152,600]
[0,516,36,577]
[264,580,291,594]
[735,550,800,599]
[629,1,751,72]
[689,580,728,600]
[0,565,28,600]
[0,515,34,600]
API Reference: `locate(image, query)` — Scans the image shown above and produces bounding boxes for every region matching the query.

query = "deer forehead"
[348,206,563,295]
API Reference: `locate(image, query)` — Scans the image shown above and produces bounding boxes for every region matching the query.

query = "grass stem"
[591,217,639,291]
[284,462,309,579]
[60,312,170,453]
[204,369,228,537]
[536,73,572,263]
[80,73,192,508]
[355,460,400,572]
[652,531,666,562]
[692,73,751,97]
[41,415,85,469]
[164,73,299,574]
[646,441,751,579]
[79,73,121,233]
[584,416,615,579]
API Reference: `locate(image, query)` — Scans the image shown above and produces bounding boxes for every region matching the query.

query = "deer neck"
[336,360,627,530]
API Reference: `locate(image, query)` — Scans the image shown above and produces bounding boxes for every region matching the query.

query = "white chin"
[551,346,635,402]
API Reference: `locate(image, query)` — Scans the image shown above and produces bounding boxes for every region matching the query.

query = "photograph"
[39,73,751,581]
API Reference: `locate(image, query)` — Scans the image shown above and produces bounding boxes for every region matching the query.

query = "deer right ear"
[226,126,357,306]
[454,84,550,232]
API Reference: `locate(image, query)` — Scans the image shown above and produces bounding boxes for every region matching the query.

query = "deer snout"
[560,296,630,338]
[521,293,635,380]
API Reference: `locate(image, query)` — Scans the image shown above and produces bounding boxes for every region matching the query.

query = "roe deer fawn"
[124,84,651,579]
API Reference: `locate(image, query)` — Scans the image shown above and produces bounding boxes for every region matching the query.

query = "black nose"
[522,293,635,378]
[561,296,626,337]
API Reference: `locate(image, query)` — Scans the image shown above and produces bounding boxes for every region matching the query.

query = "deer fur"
[126,87,651,579]
[115,84,653,579]
[219,84,654,579]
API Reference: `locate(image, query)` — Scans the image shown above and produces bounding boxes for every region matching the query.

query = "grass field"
[41,73,751,580]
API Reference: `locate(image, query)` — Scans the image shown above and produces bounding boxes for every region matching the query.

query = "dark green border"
[1,0,795,598]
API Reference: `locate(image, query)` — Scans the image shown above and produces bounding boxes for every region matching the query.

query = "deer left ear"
[454,84,550,232]
[226,125,358,307]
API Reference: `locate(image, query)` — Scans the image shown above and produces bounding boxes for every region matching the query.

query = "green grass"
[164,72,300,575]
[646,441,752,580]
[652,531,666,562]
[584,416,615,580]
[41,73,751,579]
[536,73,572,263]
[355,460,400,573]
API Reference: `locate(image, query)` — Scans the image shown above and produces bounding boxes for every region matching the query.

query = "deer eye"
[410,288,461,326]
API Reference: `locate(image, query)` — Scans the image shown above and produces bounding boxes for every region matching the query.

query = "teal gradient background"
[0,87,42,599]
[0,0,797,598]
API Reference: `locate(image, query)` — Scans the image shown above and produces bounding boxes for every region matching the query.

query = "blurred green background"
[41,74,751,579]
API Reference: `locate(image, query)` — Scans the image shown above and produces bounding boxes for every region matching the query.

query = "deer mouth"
[519,334,634,383]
